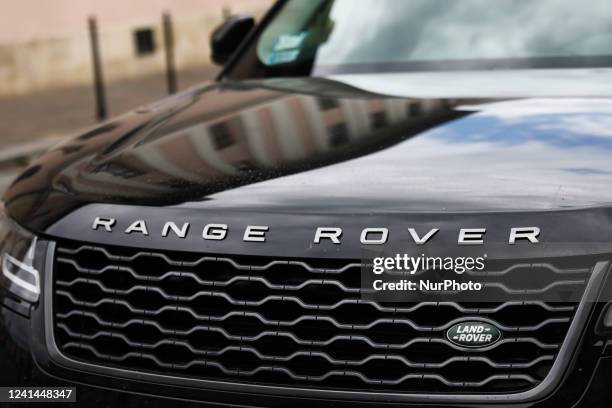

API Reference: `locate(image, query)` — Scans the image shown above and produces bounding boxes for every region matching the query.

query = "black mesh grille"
[52,240,592,394]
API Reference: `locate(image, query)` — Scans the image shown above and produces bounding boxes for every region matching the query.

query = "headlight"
[0,204,40,303]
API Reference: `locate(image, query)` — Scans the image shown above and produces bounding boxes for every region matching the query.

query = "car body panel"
[6,80,612,235]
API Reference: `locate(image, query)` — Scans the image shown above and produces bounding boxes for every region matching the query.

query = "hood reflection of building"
[79,94,460,195]
[3,84,465,228]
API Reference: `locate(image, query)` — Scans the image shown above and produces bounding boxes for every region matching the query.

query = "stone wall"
[0,0,272,97]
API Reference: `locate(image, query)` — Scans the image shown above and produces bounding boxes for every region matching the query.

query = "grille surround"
[46,239,604,402]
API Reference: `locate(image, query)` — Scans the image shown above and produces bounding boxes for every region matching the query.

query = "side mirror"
[210,15,255,65]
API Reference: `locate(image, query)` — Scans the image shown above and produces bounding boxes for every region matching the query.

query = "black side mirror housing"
[210,15,255,65]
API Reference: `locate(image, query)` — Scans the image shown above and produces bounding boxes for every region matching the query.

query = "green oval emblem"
[446,320,502,348]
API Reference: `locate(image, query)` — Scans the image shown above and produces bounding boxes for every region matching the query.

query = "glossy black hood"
[6,78,612,234]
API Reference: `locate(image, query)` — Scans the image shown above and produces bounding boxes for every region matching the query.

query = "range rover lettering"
[91,218,542,245]
[3,0,612,407]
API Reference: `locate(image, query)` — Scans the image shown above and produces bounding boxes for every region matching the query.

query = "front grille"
[52,240,593,394]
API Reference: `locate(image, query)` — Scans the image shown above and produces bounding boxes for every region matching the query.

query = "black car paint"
[7,81,612,229]
[6,79,612,258]
[2,77,612,406]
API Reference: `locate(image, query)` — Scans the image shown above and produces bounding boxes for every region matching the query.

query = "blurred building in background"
[0,0,272,97]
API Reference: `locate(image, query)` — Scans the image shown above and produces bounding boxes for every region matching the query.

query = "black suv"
[3,0,612,406]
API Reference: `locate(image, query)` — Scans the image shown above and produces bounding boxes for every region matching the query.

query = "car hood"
[6,78,612,233]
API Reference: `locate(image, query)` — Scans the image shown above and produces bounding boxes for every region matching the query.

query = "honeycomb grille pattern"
[52,240,592,393]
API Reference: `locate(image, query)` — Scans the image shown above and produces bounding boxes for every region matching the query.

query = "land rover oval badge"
[446,321,502,348]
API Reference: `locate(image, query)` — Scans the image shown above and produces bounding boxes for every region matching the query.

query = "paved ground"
[0,65,219,193]
[0,65,219,144]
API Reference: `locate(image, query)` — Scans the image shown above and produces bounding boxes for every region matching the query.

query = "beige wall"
[0,0,272,44]
[0,0,273,97]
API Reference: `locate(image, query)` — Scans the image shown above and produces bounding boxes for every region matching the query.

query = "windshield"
[227,0,612,78]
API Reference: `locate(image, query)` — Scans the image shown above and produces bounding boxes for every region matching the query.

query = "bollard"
[162,12,178,94]
[88,16,107,121]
